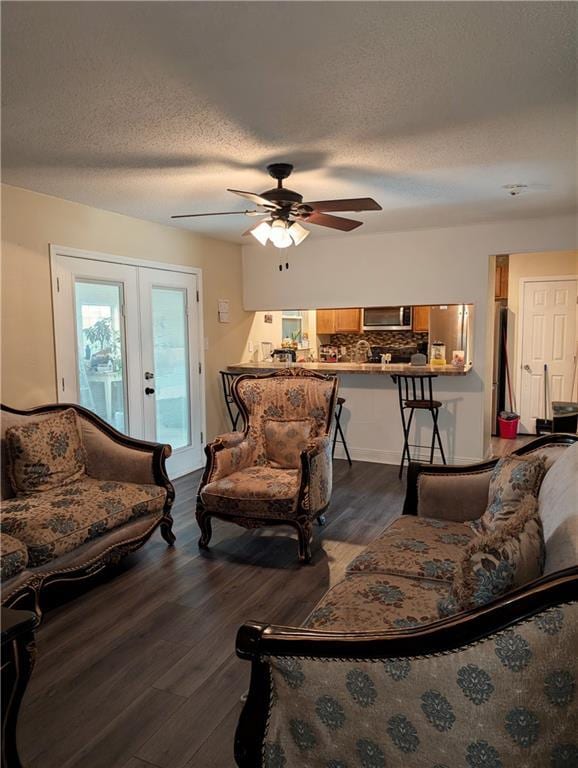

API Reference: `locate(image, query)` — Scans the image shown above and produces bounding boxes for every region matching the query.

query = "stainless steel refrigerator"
[429,304,474,366]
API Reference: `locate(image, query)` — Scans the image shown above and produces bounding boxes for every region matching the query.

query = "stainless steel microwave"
[363,306,412,331]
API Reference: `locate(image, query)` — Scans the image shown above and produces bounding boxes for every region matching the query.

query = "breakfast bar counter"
[225,361,482,467]
[226,361,472,376]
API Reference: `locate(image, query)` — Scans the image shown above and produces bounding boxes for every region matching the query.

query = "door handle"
[144,371,155,380]
[145,387,155,395]
[523,364,532,373]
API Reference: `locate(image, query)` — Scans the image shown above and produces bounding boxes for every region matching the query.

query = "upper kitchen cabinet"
[412,305,430,333]
[495,255,509,300]
[316,309,336,334]
[335,308,362,333]
[316,308,362,334]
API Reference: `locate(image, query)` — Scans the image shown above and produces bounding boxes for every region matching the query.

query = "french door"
[52,250,204,478]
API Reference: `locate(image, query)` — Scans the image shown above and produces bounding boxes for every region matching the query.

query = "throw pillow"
[6,408,87,494]
[439,495,544,617]
[263,418,314,469]
[536,440,578,575]
[478,453,546,531]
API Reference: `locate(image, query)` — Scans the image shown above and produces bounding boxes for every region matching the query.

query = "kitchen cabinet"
[316,309,336,334]
[316,308,362,334]
[495,257,509,300]
[335,308,362,333]
[412,305,430,333]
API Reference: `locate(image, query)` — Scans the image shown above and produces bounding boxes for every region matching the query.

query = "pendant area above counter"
[226,361,473,376]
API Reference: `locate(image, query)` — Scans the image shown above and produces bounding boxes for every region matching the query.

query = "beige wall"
[507,250,578,405]
[1,184,253,440]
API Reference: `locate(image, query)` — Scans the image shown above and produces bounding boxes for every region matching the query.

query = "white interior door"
[138,268,203,477]
[518,278,578,432]
[52,250,205,478]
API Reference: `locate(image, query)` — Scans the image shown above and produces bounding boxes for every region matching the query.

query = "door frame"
[50,244,206,466]
[515,274,578,427]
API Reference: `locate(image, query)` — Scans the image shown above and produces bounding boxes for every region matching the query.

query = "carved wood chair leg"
[296,521,313,563]
[196,506,213,549]
[160,513,176,546]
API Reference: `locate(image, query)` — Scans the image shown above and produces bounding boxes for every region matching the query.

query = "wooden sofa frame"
[1,403,176,617]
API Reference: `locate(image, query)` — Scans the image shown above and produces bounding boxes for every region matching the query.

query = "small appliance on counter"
[430,341,447,366]
[319,345,338,362]
[272,348,296,363]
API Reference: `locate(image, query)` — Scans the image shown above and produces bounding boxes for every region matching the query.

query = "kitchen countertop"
[226,361,472,376]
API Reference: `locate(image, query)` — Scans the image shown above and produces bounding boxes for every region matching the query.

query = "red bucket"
[498,416,519,439]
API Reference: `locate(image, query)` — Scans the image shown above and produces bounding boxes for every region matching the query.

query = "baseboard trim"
[332,446,481,466]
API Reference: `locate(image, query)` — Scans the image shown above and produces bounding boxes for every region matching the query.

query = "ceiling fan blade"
[305,197,382,212]
[304,212,363,231]
[227,189,281,209]
[171,210,260,219]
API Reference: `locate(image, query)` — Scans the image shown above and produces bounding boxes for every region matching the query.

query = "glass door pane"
[151,287,191,449]
[74,280,128,432]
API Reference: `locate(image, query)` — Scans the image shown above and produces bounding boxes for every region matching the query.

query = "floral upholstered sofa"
[1,403,175,617]
[234,434,578,768]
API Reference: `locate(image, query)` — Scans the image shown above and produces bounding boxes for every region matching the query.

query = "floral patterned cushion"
[235,374,336,461]
[0,533,28,581]
[0,478,166,567]
[347,516,476,583]
[5,409,87,495]
[439,496,544,617]
[263,418,314,469]
[304,573,450,632]
[265,602,578,768]
[200,466,301,519]
[476,454,546,532]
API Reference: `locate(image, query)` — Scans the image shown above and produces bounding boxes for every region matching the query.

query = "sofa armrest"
[199,431,255,487]
[79,416,171,487]
[300,435,332,514]
[403,460,497,521]
[235,568,577,768]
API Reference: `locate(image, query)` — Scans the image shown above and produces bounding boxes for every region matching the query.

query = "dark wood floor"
[18,460,404,768]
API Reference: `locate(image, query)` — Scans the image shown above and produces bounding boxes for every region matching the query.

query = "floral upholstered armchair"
[196,369,338,562]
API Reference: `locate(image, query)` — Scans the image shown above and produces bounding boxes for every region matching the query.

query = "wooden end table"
[1,608,38,768]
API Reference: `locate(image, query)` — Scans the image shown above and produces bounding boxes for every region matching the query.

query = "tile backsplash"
[328,330,428,350]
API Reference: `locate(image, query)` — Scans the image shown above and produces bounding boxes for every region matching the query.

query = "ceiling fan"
[171,163,382,250]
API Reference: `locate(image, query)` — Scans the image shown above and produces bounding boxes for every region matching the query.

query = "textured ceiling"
[2,2,576,243]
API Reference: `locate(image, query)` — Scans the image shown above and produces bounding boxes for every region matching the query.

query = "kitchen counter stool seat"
[393,373,446,477]
[404,398,442,409]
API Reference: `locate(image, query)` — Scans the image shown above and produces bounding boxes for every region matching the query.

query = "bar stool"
[332,396,352,466]
[220,371,241,430]
[392,373,446,478]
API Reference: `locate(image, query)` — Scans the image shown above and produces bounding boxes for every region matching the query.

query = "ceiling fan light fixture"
[269,219,292,249]
[250,220,272,246]
[288,221,310,245]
